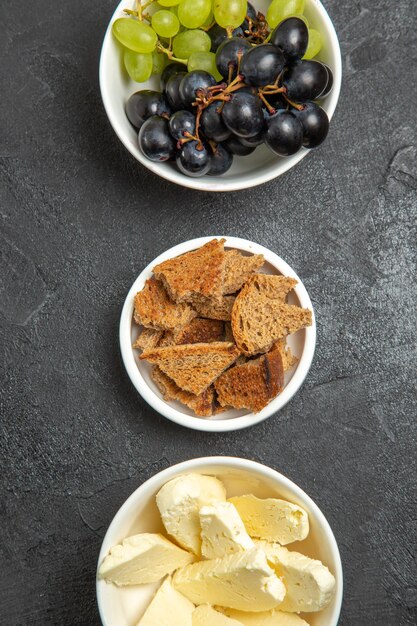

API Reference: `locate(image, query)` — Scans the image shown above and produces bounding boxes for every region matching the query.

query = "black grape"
[179,70,216,109]
[165,72,187,111]
[264,110,303,156]
[138,116,175,161]
[126,90,171,130]
[223,135,256,156]
[221,91,264,138]
[201,102,231,142]
[241,2,257,31]
[209,24,243,52]
[293,102,329,148]
[240,44,285,87]
[168,110,196,141]
[215,37,252,78]
[161,62,186,91]
[284,60,329,101]
[271,17,309,60]
[176,141,211,177]
[208,144,233,176]
[321,64,334,97]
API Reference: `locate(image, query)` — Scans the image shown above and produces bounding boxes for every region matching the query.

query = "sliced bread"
[153,239,226,304]
[231,275,312,355]
[194,295,236,321]
[276,338,298,371]
[140,342,240,395]
[134,279,196,330]
[152,367,224,417]
[133,328,164,351]
[159,318,228,348]
[223,250,265,294]
[215,343,284,413]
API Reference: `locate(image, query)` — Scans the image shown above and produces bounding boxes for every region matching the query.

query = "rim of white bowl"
[99,0,342,192]
[96,456,344,626]
[119,236,316,432]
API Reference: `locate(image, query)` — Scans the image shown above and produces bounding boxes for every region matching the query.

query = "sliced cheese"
[222,609,309,625]
[173,546,286,612]
[156,473,226,555]
[257,541,336,612]
[137,577,194,626]
[229,495,309,545]
[193,605,243,626]
[98,533,195,585]
[200,501,254,559]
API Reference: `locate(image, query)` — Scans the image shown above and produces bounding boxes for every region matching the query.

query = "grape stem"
[156,42,187,65]
[282,95,304,111]
[136,0,142,21]
[258,90,276,114]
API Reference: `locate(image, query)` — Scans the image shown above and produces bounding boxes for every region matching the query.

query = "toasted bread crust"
[194,295,235,321]
[133,328,164,351]
[276,337,298,371]
[159,318,228,348]
[134,279,196,330]
[231,275,312,355]
[152,367,223,417]
[153,239,226,304]
[223,250,265,294]
[140,342,240,395]
[215,344,284,412]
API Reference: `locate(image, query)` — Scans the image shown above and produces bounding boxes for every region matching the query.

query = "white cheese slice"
[156,473,227,555]
[257,541,336,612]
[228,495,309,545]
[200,501,254,559]
[98,533,195,585]
[222,609,309,626]
[137,577,194,626]
[193,605,243,626]
[173,546,286,612]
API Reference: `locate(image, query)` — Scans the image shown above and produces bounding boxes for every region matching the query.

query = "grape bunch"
[116,0,334,178]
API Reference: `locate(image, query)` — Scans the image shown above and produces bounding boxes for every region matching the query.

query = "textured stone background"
[1,0,416,624]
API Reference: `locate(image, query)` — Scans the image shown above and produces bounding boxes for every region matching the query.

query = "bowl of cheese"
[96,457,343,626]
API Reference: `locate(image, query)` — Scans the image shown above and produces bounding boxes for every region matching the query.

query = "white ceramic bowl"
[99,0,342,192]
[96,456,343,626]
[120,236,316,432]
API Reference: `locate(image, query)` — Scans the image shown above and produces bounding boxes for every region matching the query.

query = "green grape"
[266,0,305,28]
[202,11,214,29]
[213,0,247,29]
[188,51,222,80]
[303,28,322,60]
[158,0,182,6]
[112,18,157,53]
[124,49,153,82]
[172,29,211,59]
[152,10,180,38]
[178,0,212,29]
[152,49,167,75]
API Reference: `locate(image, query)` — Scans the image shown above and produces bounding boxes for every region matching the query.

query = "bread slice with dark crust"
[153,239,226,304]
[194,295,236,321]
[134,279,196,330]
[159,318,228,348]
[223,250,265,294]
[231,274,312,355]
[133,328,164,351]
[152,367,225,417]
[140,342,240,395]
[215,344,284,413]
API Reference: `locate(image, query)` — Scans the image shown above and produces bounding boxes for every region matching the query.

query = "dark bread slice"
[231,274,312,355]
[194,295,235,321]
[153,239,226,304]
[133,328,164,351]
[152,367,224,417]
[134,278,196,330]
[159,318,228,348]
[223,250,265,294]
[215,343,284,413]
[140,342,240,395]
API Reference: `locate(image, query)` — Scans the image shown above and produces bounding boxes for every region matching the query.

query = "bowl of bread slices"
[120,237,316,431]
[96,457,343,626]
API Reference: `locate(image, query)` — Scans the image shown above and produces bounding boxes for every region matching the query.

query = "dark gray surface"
[1,0,416,624]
